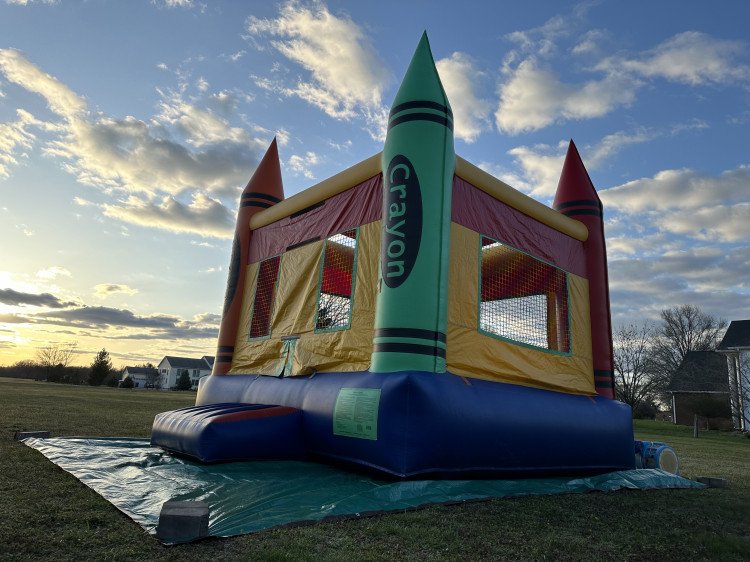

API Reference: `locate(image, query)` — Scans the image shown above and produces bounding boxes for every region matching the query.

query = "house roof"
[667,351,729,393]
[124,367,158,376]
[163,356,214,370]
[717,320,750,350]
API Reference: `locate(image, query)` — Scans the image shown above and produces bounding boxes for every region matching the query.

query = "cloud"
[495,58,638,134]
[571,30,608,56]
[155,92,249,149]
[25,305,219,341]
[601,31,750,85]
[609,245,750,324]
[5,0,58,7]
[505,14,569,58]
[36,267,72,280]
[153,0,194,7]
[503,121,713,197]
[102,192,234,238]
[497,21,749,134]
[0,288,75,308]
[435,52,492,143]
[601,165,750,213]
[15,223,34,237]
[0,108,46,178]
[287,151,319,179]
[48,107,262,199]
[93,284,139,298]
[506,143,565,197]
[0,49,268,237]
[190,240,218,249]
[0,49,85,117]
[38,306,179,329]
[659,203,750,243]
[247,1,391,135]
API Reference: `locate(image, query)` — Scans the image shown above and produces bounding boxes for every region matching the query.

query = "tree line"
[1,345,198,391]
[613,304,730,418]
[0,344,121,387]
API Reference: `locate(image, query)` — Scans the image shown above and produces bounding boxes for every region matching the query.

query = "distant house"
[716,320,750,431]
[122,366,159,388]
[156,356,214,390]
[667,351,731,430]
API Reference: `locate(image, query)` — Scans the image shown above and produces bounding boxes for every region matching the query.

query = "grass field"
[1,377,748,561]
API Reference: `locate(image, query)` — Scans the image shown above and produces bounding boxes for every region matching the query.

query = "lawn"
[0,377,748,561]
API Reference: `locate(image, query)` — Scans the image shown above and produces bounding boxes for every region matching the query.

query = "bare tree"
[613,322,658,414]
[35,342,77,369]
[35,342,78,381]
[650,305,727,399]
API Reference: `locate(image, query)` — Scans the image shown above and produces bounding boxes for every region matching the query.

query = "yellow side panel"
[293,221,379,374]
[229,242,323,375]
[446,223,595,395]
[229,221,380,375]
[271,240,324,337]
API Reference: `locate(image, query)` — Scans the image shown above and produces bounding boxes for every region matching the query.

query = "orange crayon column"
[213,139,284,375]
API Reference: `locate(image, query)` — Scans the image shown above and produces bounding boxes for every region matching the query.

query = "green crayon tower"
[371,32,455,373]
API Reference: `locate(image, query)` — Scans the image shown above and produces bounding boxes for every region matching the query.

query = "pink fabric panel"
[249,174,382,263]
[451,177,587,277]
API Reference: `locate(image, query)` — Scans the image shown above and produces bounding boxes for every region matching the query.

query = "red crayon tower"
[553,140,615,398]
[213,138,285,375]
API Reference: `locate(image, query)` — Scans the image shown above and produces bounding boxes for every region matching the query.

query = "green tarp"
[23,437,704,543]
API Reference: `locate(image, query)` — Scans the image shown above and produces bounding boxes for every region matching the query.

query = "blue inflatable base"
[152,371,635,478]
[151,370,635,478]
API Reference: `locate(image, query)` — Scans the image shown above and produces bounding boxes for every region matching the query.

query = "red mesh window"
[249,255,280,338]
[480,236,570,352]
[316,230,357,330]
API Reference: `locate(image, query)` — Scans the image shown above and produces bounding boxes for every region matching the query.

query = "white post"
[727,352,742,430]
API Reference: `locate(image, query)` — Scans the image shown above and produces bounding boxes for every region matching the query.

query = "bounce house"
[152,34,635,478]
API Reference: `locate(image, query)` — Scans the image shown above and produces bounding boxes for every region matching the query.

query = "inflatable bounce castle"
[152,34,635,478]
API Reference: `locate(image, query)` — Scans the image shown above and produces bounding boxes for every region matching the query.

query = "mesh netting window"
[316,229,357,331]
[249,255,281,338]
[479,236,570,352]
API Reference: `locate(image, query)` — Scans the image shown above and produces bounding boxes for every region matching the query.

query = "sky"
[1,0,749,368]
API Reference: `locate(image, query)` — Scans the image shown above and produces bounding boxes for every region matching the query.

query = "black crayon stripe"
[390,100,453,119]
[217,346,235,353]
[374,342,446,358]
[555,199,602,211]
[216,356,233,364]
[375,328,446,343]
[388,112,454,132]
[243,192,282,203]
[240,200,273,209]
[561,208,603,218]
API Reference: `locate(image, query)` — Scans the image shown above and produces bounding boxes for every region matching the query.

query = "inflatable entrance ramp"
[152,32,635,478]
[152,403,302,462]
